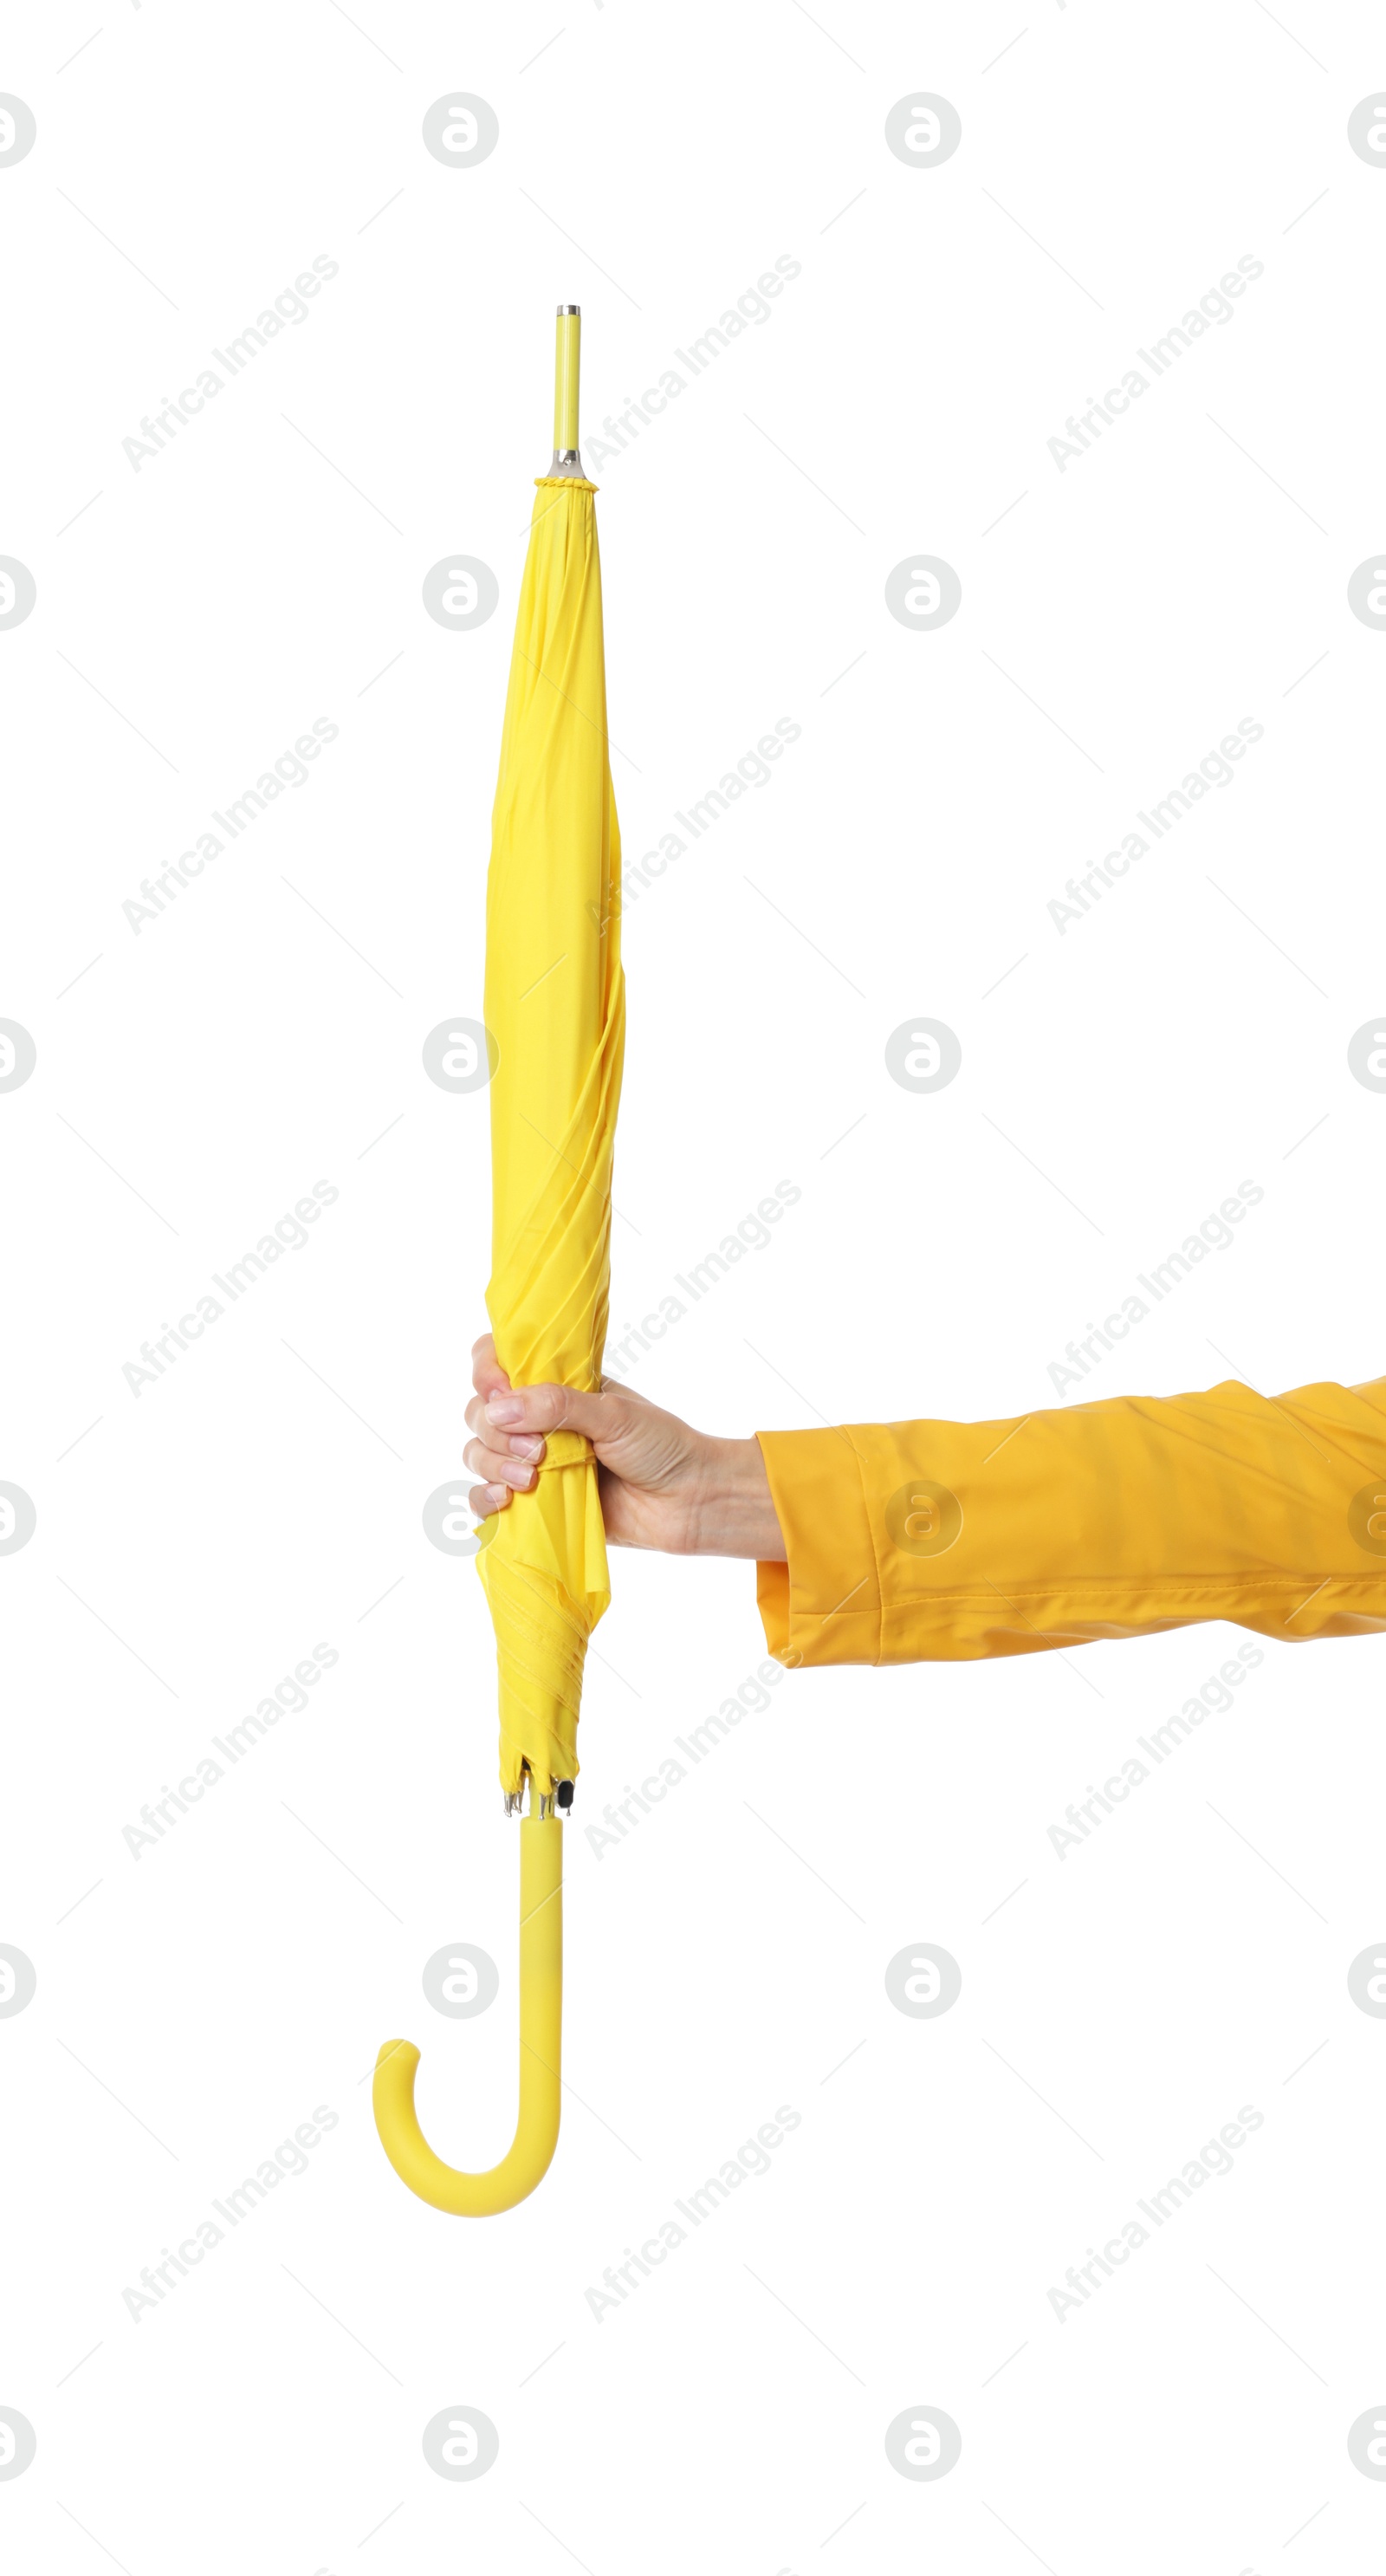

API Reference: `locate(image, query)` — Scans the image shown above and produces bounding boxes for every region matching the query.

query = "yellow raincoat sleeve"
[754,1375,1386,1667]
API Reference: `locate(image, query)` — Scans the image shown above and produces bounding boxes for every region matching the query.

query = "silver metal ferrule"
[507,1768,569,1818]
[548,448,585,477]
[505,1782,561,1819]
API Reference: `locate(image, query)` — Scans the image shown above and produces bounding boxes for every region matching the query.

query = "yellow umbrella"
[372,308,624,2214]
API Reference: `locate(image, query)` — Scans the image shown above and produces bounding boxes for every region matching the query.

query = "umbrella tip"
[551,307,583,474]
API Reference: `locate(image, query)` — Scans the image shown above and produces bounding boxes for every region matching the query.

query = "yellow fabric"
[755,1376,1386,1667]
[476,478,625,1794]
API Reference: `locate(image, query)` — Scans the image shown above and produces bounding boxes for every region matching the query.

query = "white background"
[4,2,1386,2569]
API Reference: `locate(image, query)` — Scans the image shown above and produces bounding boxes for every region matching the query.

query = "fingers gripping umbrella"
[372,308,625,2215]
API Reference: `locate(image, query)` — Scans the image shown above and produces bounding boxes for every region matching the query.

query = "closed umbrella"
[373,307,624,2214]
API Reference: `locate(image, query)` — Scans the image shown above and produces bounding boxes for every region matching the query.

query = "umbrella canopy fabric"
[476,475,625,1799]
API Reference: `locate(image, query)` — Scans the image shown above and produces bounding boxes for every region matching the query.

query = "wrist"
[689,1435,787,1561]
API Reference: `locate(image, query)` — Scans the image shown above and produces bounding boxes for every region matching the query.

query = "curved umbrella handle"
[372,1814,562,2216]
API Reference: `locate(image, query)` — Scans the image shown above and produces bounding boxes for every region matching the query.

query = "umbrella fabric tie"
[532,1427,597,1473]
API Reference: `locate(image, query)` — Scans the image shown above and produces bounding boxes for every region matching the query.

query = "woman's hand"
[463,1334,787,1561]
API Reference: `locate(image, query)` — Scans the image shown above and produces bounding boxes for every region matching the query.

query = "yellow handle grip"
[372,1815,562,2216]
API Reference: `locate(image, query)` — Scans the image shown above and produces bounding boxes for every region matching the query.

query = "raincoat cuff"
[753,1379,1386,1671]
[754,1428,882,1668]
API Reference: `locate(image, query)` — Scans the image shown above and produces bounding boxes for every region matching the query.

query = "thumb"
[483,1379,638,1444]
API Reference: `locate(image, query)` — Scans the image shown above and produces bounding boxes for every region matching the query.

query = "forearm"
[754,1374,1386,1668]
[686,1436,787,1560]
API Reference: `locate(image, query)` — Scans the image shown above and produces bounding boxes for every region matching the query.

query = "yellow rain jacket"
[755,1375,1386,1667]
